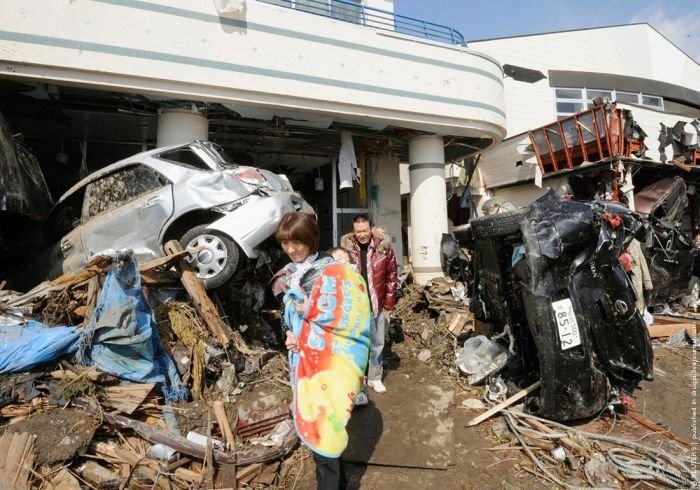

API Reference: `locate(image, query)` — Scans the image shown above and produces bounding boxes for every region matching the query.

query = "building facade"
[0,0,507,283]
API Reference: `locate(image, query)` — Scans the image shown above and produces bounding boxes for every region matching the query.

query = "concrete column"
[157,108,209,148]
[371,155,403,266]
[408,135,447,285]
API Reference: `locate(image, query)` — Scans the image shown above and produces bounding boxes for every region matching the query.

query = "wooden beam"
[466,381,541,427]
[628,412,690,447]
[647,323,697,338]
[163,240,233,346]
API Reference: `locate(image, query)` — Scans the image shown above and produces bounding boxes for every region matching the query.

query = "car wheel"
[179,225,239,289]
[470,211,524,239]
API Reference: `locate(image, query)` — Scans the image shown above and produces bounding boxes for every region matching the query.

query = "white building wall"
[484,175,569,211]
[470,24,700,137]
[0,0,505,141]
[469,24,700,195]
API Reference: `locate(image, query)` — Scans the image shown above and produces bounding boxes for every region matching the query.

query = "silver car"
[43,140,311,288]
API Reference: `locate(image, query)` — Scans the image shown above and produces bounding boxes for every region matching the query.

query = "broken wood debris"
[164,240,235,347]
[0,431,36,489]
[0,247,303,489]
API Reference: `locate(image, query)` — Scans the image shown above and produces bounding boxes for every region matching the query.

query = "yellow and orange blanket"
[283,263,371,458]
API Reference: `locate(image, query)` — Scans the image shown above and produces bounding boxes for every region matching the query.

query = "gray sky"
[394,0,700,62]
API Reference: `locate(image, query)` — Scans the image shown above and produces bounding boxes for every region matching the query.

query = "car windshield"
[201,141,237,169]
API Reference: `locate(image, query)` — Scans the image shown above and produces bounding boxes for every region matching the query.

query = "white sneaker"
[354,391,368,406]
[367,379,387,393]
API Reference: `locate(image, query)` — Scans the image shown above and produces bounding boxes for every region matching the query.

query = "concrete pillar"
[157,108,209,148]
[408,135,447,284]
[371,155,403,266]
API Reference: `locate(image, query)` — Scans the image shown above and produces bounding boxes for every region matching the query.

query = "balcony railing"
[258,0,466,45]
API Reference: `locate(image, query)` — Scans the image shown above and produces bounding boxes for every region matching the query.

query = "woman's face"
[281,240,311,263]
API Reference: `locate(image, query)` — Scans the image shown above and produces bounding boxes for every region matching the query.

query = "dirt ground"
[286,323,697,489]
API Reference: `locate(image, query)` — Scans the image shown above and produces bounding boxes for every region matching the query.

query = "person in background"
[271,212,371,489]
[341,214,398,394]
[329,245,369,406]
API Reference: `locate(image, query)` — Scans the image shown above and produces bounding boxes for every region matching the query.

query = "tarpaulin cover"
[0,320,79,374]
[76,255,188,403]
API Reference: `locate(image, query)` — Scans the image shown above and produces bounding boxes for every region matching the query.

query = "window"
[555,88,585,119]
[554,87,664,118]
[615,92,638,104]
[159,147,211,170]
[642,95,663,108]
[43,188,86,243]
[84,165,166,219]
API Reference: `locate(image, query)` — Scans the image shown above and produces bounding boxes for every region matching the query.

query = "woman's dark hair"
[275,212,320,252]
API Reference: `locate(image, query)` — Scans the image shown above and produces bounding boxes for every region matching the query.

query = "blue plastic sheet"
[76,255,188,403]
[0,320,79,374]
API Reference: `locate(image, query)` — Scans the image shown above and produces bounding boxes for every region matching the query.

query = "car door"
[80,164,174,263]
[43,187,89,276]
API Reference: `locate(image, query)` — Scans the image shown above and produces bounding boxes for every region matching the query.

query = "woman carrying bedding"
[271,211,371,489]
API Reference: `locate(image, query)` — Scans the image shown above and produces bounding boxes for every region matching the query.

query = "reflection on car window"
[44,188,85,244]
[84,165,165,219]
[159,148,211,170]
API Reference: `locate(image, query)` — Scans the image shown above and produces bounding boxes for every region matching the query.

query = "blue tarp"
[76,255,188,403]
[0,320,79,374]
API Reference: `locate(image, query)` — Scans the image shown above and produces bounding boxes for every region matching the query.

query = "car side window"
[43,188,86,244]
[158,148,211,170]
[84,165,166,220]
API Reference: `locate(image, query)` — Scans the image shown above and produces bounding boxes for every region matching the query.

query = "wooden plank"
[139,249,194,272]
[0,432,36,490]
[523,416,588,456]
[628,412,691,447]
[647,323,696,338]
[163,240,233,346]
[84,275,100,323]
[101,383,155,414]
[466,381,541,427]
[213,401,237,451]
[216,463,238,490]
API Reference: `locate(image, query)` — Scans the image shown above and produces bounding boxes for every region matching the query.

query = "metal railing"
[258,0,466,45]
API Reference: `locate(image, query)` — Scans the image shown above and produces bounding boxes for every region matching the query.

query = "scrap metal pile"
[0,245,301,489]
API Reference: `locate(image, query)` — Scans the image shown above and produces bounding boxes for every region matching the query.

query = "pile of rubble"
[391,274,698,489]
[0,243,302,489]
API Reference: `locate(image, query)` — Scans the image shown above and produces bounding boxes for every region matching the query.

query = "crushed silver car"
[43,140,311,288]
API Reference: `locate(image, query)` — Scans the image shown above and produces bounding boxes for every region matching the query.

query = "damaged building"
[0,0,507,288]
[0,2,699,488]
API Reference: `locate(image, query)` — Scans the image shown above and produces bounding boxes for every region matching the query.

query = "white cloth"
[338,131,358,189]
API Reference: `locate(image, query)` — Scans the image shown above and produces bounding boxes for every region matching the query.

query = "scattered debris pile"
[0,244,300,488]
[392,278,698,488]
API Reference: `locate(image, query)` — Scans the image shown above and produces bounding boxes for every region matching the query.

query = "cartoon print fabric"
[283,263,371,457]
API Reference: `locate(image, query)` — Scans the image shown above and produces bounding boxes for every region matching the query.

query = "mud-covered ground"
[287,319,696,489]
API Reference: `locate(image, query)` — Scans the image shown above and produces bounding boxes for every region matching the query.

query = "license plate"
[552,299,581,350]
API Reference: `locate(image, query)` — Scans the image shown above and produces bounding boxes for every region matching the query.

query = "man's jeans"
[368,310,386,381]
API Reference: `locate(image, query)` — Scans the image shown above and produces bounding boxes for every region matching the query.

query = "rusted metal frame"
[528,131,548,174]
[590,107,607,160]
[543,128,560,172]
[599,106,615,158]
[574,114,589,162]
[556,119,574,169]
[607,106,624,156]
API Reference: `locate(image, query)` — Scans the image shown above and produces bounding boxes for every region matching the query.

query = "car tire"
[179,225,239,289]
[470,211,524,239]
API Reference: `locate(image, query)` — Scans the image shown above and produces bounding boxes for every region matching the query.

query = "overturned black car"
[455,190,654,421]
